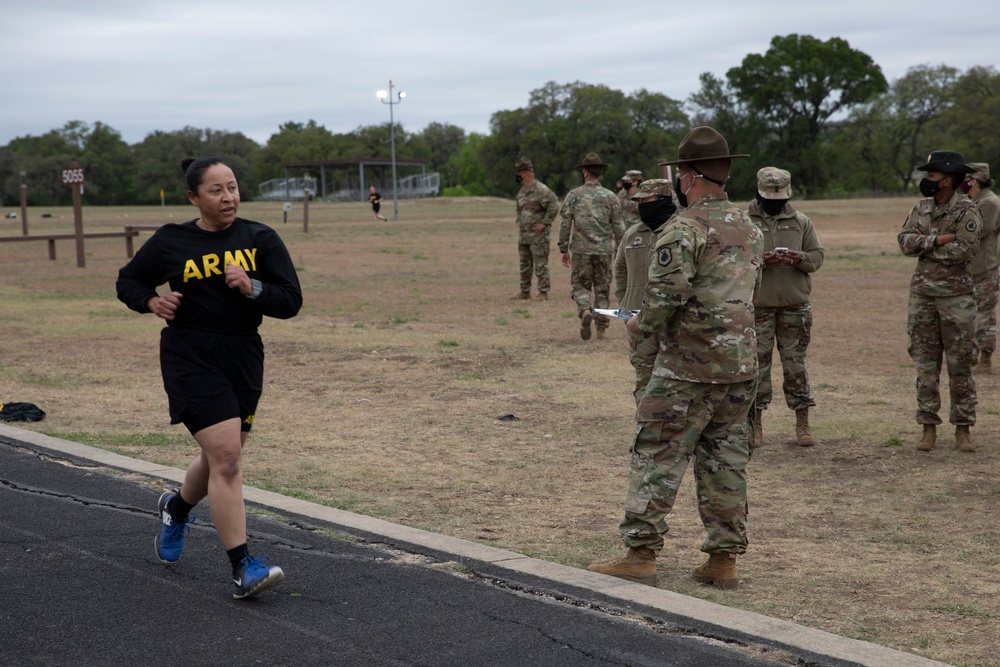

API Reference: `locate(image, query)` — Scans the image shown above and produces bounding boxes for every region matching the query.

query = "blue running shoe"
[155,490,193,564]
[232,554,285,599]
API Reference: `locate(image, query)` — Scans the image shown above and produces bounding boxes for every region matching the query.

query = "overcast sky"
[3,1,999,147]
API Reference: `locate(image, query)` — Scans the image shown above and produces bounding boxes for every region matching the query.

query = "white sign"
[62,167,85,185]
[282,202,292,213]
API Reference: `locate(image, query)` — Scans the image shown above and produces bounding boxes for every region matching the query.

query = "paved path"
[0,425,949,667]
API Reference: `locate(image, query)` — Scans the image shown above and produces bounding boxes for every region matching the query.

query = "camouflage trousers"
[627,329,660,406]
[973,271,998,355]
[518,242,550,294]
[619,377,754,555]
[906,292,977,425]
[754,304,815,412]
[570,253,612,329]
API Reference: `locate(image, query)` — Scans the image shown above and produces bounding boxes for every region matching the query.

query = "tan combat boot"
[510,291,531,300]
[795,408,816,447]
[976,352,992,373]
[588,547,657,586]
[579,310,593,341]
[595,329,606,340]
[534,292,548,301]
[955,425,976,453]
[915,424,936,451]
[749,409,763,450]
[692,552,739,590]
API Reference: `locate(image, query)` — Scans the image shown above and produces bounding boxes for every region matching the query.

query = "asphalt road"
[0,430,948,667]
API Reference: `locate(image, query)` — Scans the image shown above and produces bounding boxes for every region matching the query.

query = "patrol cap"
[630,178,674,201]
[514,157,534,173]
[757,167,792,200]
[969,162,991,183]
[916,150,975,174]
[625,170,643,180]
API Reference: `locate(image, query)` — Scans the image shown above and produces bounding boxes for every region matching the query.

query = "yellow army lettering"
[183,248,258,282]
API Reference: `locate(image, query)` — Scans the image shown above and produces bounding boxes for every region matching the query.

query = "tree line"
[2,34,997,207]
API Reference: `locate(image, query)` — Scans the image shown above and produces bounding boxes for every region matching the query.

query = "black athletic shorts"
[372,202,381,213]
[159,327,264,435]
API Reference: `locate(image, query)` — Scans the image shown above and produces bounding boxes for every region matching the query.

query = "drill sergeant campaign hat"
[574,153,609,170]
[514,157,534,173]
[658,126,750,166]
[757,167,792,200]
[916,150,976,174]
[630,178,674,201]
[968,162,991,184]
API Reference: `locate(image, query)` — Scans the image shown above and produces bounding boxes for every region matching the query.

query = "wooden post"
[19,170,28,235]
[62,160,86,268]
[303,174,310,234]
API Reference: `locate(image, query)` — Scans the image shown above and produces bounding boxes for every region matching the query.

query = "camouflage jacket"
[618,189,641,228]
[515,180,559,244]
[558,182,625,255]
[970,190,1000,276]
[636,193,763,384]
[747,200,825,308]
[898,191,982,297]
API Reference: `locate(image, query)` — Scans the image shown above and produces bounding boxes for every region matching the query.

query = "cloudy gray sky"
[3,1,999,146]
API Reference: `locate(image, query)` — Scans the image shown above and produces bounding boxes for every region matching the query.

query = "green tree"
[0,128,77,206]
[417,122,466,187]
[80,122,136,205]
[442,133,490,196]
[830,64,958,193]
[935,66,1000,171]
[689,73,770,199]
[479,81,689,198]
[133,126,260,204]
[724,34,887,194]
[254,120,338,185]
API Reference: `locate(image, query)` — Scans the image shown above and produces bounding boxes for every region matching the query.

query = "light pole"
[376,80,406,221]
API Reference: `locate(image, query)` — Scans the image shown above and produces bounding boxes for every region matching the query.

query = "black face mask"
[756,194,787,217]
[637,198,677,231]
[621,181,632,191]
[919,177,944,197]
[674,176,688,208]
[515,174,523,183]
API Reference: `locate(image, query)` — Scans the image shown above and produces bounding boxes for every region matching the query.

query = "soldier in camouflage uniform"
[613,179,677,405]
[748,167,825,449]
[617,170,644,228]
[512,157,560,300]
[558,153,626,340]
[963,164,1000,372]
[589,127,761,590]
[898,150,982,453]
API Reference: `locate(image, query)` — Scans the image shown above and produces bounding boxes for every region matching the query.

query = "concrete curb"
[0,423,950,667]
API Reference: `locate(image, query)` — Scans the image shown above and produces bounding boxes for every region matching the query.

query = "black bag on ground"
[0,402,46,422]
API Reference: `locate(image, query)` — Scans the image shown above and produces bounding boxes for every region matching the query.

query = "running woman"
[117,156,303,599]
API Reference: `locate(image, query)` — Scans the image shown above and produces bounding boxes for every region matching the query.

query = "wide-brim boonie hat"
[916,150,975,174]
[574,153,609,170]
[658,126,749,166]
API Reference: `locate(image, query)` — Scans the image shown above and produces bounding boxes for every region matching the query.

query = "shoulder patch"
[967,218,979,233]
[657,246,673,267]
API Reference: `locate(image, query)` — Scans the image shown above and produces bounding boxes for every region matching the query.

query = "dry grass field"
[2,195,999,666]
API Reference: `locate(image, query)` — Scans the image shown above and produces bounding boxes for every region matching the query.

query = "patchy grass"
[2,196,998,665]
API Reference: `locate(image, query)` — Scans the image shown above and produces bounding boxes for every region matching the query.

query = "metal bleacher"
[257,177,318,202]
